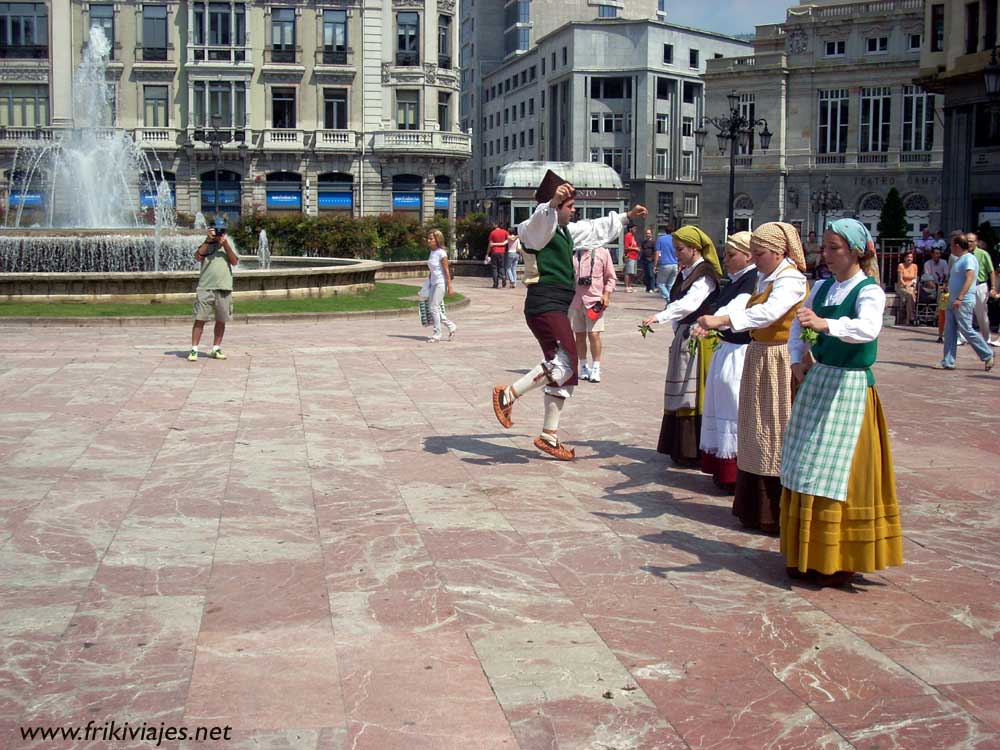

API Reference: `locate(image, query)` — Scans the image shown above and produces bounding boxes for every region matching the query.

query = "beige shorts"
[569,304,606,333]
[193,288,233,322]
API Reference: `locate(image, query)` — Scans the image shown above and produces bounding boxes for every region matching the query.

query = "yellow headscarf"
[672,225,723,277]
[724,231,753,257]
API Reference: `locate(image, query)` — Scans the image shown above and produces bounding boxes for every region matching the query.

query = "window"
[0,3,48,58]
[520,101,525,117]
[825,39,846,56]
[438,15,451,67]
[684,194,699,216]
[528,128,534,145]
[503,108,509,124]
[682,116,693,137]
[541,90,545,108]
[323,88,347,129]
[656,77,672,100]
[681,151,693,179]
[551,51,555,68]
[908,33,922,50]
[519,130,525,147]
[192,2,246,60]
[682,81,698,104]
[528,98,534,115]
[520,71,526,85]
[966,1,979,54]
[271,8,296,63]
[438,92,451,131]
[142,5,168,61]
[902,85,934,152]
[602,147,625,175]
[0,84,49,126]
[143,85,168,126]
[530,65,536,80]
[396,90,419,129]
[818,88,849,153]
[488,140,493,156]
[860,86,891,153]
[272,87,296,128]
[737,93,755,155]
[89,5,114,56]
[193,81,246,128]
[598,5,618,17]
[601,113,624,132]
[663,43,673,64]
[322,10,347,64]
[562,46,567,64]
[591,113,599,133]
[656,113,668,134]
[655,149,668,177]
[931,4,945,51]
[503,135,509,151]
[541,58,545,75]
[511,105,516,122]
[689,48,699,68]
[657,0,666,17]
[397,12,419,66]
[590,77,632,99]
[866,36,888,53]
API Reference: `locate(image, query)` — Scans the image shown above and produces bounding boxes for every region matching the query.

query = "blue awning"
[393,191,422,209]
[319,191,353,209]
[434,192,450,209]
[140,190,175,208]
[266,190,302,209]
[202,189,241,207]
[8,191,43,207]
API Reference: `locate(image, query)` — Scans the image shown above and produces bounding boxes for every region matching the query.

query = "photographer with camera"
[570,242,616,383]
[188,217,239,362]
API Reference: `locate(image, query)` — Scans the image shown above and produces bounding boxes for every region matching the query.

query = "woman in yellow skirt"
[780,218,903,585]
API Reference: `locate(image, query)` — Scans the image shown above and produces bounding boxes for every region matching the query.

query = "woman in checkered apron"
[698,223,808,534]
[780,219,903,585]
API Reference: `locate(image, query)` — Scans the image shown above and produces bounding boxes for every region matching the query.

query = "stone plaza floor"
[1,277,999,750]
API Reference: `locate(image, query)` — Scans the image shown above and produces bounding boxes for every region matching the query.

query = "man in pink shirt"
[569,244,617,382]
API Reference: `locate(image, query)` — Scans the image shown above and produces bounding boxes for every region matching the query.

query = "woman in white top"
[426,229,456,342]
[505,228,521,288]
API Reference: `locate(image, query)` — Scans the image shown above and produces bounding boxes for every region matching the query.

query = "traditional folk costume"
[699,232,757,490]
[780,219,903,581]
[728,223,808,534]
[492,170,631,460]
[654,226,722,466]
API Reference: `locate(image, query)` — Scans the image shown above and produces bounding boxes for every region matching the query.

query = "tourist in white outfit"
[426,229,457,342]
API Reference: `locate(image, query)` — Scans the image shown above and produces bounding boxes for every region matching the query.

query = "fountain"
[257,229,272,270]
[0,27,380,304]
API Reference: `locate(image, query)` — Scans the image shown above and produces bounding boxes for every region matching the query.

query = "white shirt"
[789,270,886,364]
[727,258,807,332]
[653,258,717,331]
[517,202,628,251]
[713,264,757,320]
[428,248,448,286]
[507,236,521,254]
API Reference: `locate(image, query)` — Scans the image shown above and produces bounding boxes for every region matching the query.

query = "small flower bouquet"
[637,323,655,339]
[799,328,820,345]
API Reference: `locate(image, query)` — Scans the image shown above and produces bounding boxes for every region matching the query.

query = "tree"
[879,187,908,239]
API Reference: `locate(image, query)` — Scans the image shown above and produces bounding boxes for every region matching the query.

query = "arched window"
[318,171,354,212]
[201,169,242,219]
[904,193,929,211]
[392,173,423,213]
[265,171,303,211]
[734,194,754,210]
[858,194,884,212]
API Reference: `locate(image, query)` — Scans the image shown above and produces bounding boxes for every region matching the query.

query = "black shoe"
[936,336,943,343]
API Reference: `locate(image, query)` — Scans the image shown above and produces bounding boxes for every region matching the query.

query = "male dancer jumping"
[492,170,647,459]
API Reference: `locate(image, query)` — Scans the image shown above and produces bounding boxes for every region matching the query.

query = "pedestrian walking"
[780,218,904,586]
[487,221,509,288]
[424,229,457,343]
[492,170,646,460]
[640,228,657,293]
[934,232,994,370]
[641,226,722,466]
[505,228,521,289]
[623,227,639,292]
[655,225,679,301]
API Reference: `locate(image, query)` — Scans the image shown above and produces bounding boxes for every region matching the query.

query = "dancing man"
[492,170,647,460]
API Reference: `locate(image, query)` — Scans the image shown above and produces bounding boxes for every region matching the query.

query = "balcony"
[816,154,847,165]
[0,126,55,147]
[438,54,452,70]
[395,51,420,67]
[900,151,933,163]
[261,129,306,149]
[140,46,169,62]
[190,45,250,65]
[264,47,302,65]
[0,45,48,59]
[315,130,359,152]
[134,128,180,147]
[187,128,250,151]
[858,153,888,164]
[372,130,471,157]
[316,48,348,66]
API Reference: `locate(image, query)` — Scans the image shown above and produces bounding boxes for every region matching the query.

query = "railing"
[264,47,302,65]
[134,128,177,145]
[372,130,471,155]
[901,151,932,163]
[0,127,54,141]
[190,45,249,63]
[438,54,452,69]
[316,48,348,65]
[395,51,420,66]
[858,153,888,164]
[262,129,306,148]
[735,156,753,168]
[816,154,847,164]
[315,130,358,149]
[0,45,48,59]
[188,128,249,146]
[140,47,169,62]
[813,0,920,16]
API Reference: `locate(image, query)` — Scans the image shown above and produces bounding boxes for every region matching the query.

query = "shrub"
[879,188,908,239]
[456,212,492,259]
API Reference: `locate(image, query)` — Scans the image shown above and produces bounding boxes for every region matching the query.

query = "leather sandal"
[492,385,513,428]
[533,436,575,461]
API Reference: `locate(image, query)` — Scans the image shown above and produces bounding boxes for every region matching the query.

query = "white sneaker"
[427,335,441,343]
[447,324,457,340]
[958,339,966,346]
[579,363,591,381]
[589,365,601,383]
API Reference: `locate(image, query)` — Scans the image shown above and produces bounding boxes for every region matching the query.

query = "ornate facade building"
[0,0,470,223]
[702,0,944,242]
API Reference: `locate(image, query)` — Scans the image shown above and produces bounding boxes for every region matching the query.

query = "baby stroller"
[915,274,939,326]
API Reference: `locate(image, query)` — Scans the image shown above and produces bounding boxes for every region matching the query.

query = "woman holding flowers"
[697,222,807,534]
[779,219,903,585]
[641,226,721,466]
[692,232,757,492]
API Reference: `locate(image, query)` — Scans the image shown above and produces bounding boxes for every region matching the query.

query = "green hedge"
[229,212,455,261]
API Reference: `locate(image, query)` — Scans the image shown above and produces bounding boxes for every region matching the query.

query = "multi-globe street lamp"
[192,113,246,219]
[810,174,844,233]
[694,90,773,236]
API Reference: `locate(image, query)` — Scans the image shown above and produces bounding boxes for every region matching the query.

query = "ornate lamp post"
[810,174,843,233]
[192,113,237,218]
[694,90,772,236]
[985,46,1000,99]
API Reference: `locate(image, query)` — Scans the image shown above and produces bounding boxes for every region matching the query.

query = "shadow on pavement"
[423,433,536,465]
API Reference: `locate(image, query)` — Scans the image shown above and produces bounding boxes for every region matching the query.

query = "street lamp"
[985,46,1000,99]
[192,113,236,219]
[810,174,843,232]
[696,89,772,236]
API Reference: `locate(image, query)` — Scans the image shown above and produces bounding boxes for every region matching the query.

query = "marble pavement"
[1,277,999,750]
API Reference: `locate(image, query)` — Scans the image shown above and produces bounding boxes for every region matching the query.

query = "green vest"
[812,276,878,386]
[532,225,575,290]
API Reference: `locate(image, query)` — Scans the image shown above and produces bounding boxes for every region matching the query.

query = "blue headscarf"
[825,218,879,280]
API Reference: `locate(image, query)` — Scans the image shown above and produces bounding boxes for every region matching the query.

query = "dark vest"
[670,261,720,325]
[716,268,759,345]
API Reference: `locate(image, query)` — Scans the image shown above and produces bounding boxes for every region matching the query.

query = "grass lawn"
[0,283,463,318]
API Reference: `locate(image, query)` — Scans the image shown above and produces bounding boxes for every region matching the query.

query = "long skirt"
[699,340,747,487]
[657,324,713,466]
[732,340,794,531]
[781,388,903,574]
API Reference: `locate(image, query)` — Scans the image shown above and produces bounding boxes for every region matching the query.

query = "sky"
[664,0,792,37]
